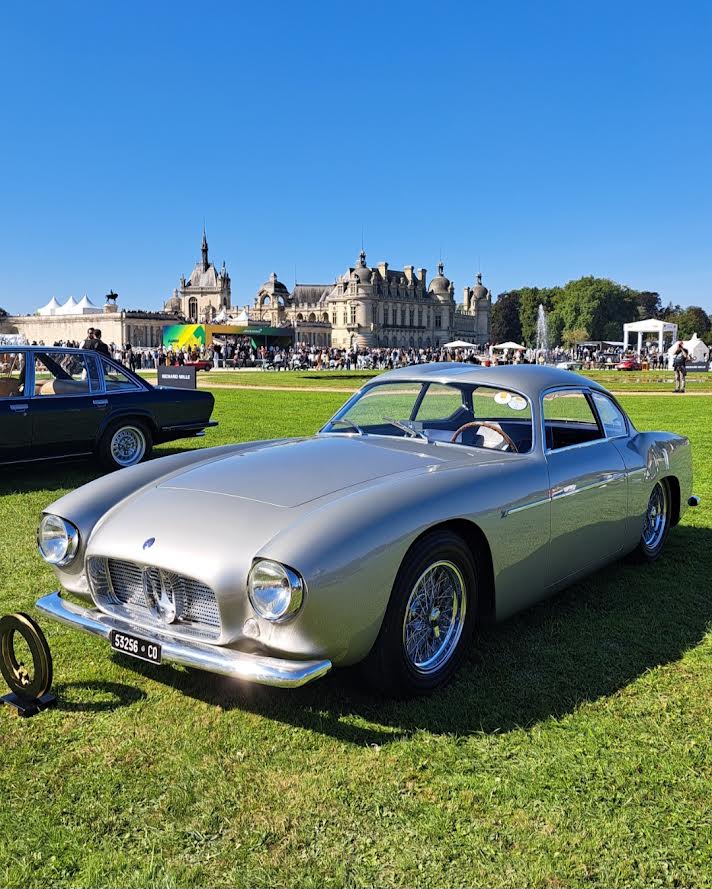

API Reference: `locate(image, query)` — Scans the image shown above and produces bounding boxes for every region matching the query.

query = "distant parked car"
[615,356,642,371]
[0,346,216,470]
[37,365,697,697]
[183,360,212,372]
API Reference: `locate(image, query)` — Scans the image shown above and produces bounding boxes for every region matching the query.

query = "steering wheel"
[450,421,519,453]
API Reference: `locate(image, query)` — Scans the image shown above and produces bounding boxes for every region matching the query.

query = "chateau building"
[252,251,491,349]
[165,229,231,322]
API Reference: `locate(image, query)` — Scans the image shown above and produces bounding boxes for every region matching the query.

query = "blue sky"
[1,0,710,314]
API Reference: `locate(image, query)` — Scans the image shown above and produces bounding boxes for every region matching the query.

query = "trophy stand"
[0,613,56,717]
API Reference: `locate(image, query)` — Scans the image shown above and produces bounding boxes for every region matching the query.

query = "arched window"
[308,312,316,322]
[322,312,329,322]
[188,297,198,322]
[296,313,304,321]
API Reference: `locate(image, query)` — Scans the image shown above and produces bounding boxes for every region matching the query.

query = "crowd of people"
[26,330,691,392]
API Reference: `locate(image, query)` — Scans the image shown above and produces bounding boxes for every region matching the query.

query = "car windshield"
[321,380,533,453]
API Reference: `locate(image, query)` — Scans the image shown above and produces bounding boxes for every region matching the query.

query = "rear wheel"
[634,479,671,562]
[98,420,152,471]
[360,530,478,697]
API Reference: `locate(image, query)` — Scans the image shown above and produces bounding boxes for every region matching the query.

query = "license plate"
[110,629,162,665]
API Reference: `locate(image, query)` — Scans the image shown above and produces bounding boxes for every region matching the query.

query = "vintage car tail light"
[248,560,304,622]
[37,514,80,566]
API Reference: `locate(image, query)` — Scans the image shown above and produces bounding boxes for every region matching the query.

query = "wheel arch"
[401,518,496,626]
[95,410,158,446]
[664,474,681,526]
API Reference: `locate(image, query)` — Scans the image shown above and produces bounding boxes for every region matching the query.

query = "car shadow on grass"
[0,447,202,497]
[112,524,712,744]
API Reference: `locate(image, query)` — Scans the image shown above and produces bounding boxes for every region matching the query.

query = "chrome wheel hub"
[110,426,146,466]
[642,482,668,551]
[402,560,467,674]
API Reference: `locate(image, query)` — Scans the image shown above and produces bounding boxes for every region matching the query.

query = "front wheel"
[98,420,152,471]
[633,479,671,562]
[360,530,478,697]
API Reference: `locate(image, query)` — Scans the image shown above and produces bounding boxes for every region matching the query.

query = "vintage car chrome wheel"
[636,479,671,561]
[360,529,478,696]
[99,420,153,471]
[402,561,467,675]
[111,425,146,466]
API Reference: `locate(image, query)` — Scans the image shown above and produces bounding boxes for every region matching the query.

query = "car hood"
[157,435,453,507]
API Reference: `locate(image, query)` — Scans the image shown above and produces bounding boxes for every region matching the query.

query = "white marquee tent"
[667,332,709,366]
[444,340,479,349]
[623,318,678,355]
[493,341,526,351]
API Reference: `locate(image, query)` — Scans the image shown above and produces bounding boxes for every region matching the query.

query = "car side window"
[591,391,628,438]
[35,352,90,396]
[0,352,27,398]
[100,357,141,392]
[543,389,603,451]
[414,383,464,421]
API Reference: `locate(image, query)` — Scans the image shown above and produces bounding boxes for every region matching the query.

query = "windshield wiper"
[382,417,427,440]
[329,417,364,435]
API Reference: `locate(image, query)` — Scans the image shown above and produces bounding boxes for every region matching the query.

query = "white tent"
[493,341,526,351]
[667,332,709,366]
[444,340,478,349]
[75,294,98,314]
[62,296,78,312]
[37,296,61,316]
[623,318,678,355]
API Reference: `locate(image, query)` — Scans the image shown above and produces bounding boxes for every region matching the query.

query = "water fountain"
[535,303,550,363]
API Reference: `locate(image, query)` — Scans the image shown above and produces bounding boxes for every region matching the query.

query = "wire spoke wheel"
[642,481,669,552]
[402,560,467,674]
[110,425,146,467]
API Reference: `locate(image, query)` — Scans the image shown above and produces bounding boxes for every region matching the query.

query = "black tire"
[631,478,672,562]
[360,529,478,697]
[98,419,152,471]
[0,613,53,701]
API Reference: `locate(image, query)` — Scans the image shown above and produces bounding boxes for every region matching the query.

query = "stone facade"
[251,251,491,349]
[165,229,231,322]
[5,304,180,348]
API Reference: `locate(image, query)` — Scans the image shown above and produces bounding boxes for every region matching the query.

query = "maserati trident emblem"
[141,568,176,624]
[143,537,155,550]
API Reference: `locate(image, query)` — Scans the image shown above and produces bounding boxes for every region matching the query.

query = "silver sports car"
[36,365,698,695]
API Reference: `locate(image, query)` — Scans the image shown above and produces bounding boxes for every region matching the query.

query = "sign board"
[157,365,197,389]
[162,324,206,350]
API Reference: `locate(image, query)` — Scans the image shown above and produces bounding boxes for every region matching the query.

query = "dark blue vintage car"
[0,346,216,470]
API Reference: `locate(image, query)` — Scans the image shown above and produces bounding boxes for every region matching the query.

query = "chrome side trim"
[501,495,550,517]
[36,592,332,688]
[551,471,627,500]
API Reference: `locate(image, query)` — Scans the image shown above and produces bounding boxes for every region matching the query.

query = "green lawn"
[1,388,710,888]
[141,366,712,395]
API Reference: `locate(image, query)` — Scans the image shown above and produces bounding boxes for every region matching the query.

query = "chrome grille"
[88,556,220,640]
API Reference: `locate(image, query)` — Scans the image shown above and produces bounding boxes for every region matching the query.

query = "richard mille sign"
[157,365,197,389]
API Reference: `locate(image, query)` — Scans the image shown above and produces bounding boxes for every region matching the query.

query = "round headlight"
[37,514,79,566]
[248,559,304,622]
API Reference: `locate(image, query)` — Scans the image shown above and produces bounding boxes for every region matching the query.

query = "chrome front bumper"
[36,592,332,688]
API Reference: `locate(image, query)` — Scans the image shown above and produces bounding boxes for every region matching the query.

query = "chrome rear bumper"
[36,592,332,688]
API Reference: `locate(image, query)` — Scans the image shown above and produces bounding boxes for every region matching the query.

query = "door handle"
[93,399,109,407]
[9,403,28,413]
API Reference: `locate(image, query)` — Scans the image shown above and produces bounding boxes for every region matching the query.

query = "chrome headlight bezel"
[37,514,80,567]
[247,559,304,622]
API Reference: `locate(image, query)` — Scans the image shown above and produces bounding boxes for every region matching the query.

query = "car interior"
[0,352,27,397]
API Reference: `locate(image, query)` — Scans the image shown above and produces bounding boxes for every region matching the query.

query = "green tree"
[676,306,711,340]
[562,326,590,347]
[491,291,522,343]
[552,277,638,342]
[635,291,661,319]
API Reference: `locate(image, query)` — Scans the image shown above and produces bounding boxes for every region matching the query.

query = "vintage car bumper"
[36,592,332,688]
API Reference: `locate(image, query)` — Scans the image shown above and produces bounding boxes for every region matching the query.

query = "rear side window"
[591,391,628,438]
[101,358,141,392]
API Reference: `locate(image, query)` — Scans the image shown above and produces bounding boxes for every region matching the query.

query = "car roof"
[374,362,608,397]
[0,345,89,353]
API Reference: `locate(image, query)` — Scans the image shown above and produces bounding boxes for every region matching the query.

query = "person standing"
[82,327,96,350]
[93,328,111,357]
[671,340,689,393]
